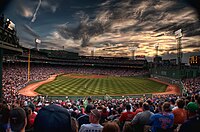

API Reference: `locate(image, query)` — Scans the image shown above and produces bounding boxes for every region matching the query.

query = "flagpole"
[28,49,30,82]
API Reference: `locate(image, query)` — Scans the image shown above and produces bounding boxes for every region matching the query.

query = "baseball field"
[34,74,168,96]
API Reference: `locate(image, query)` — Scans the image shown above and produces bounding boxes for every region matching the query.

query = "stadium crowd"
[182,77,200,95]
[0,63,200,132]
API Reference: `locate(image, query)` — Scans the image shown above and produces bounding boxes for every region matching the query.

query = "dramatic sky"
[2,0,200,62]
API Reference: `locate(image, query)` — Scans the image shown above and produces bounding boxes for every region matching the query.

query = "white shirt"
[79,123,103,132]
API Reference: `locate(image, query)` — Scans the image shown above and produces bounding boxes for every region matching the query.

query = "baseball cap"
[33,104,72,132]
[186,102,199,113]
[10,107,27,132]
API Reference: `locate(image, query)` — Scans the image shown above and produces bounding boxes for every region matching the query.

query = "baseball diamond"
[18,74,181,97]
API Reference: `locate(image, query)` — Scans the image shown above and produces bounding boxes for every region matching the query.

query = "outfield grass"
[35,74,167,96]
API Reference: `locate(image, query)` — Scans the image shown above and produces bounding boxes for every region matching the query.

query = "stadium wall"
[151,67,200,79]
[47,94,153,101]
[150,67,200,95]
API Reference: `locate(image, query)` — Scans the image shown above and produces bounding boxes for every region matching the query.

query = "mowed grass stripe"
[112,77,126,94]
[113,77,134,94]
[123,78,163,93]
[115,77,133,94]
[35,74,168,96]
[89,78,100,95]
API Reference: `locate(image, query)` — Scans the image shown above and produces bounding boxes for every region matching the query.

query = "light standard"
[175,29,183,70]
[175,29,183,80]
[35,38,41,51]
[129,46,137,60]
[154,43,159,57]
[87,47,95,56]
[154,43,159,76]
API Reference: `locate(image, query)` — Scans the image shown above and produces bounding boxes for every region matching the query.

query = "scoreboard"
[189,56,200,65]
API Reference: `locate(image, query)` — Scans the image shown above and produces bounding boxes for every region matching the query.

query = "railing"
[44,93,153,101]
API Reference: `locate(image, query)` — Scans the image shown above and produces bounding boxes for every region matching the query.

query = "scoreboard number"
[189,56,200,65]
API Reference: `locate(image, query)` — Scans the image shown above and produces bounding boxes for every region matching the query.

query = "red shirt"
[172,108,187,124]
[29,112,37,127]
[101,111,109,118]
[135,108,143,114]
[119,111,135,122]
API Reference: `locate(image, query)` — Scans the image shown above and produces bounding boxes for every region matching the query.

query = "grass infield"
[35,74,167,96]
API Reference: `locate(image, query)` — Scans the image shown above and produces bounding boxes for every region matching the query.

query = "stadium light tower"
[129,46,137,60]
[154,43,159,57]
[174,29,183,70]
[87,47,95,56]
[154,43,159,75]
[91,48,95,57]
[35,38,41,51]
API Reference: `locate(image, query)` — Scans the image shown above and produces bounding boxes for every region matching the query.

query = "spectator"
[147,99,155,113]
[79,109,103,132]
[1,104,11,132]
[196,95,200,115]
[131,102,154,132]
[28,103,37,126]
[154,101,164,113]
[10,107,27,132]
[100,106,109,125]
[77,104,94,129]
[102,121,120,132]
[179,102,200,132]
[33,104,72,132]
[107,109,118,121]
[84,97,93,108]
[122,121,133,132]
[134,101,143,114]
[170,99,176,110]
[71,117,78,132]
[172,98,187,130]
[119,104,135,130]
[119,104,135,122]
[149,102,174,132]
[24,106,35,132]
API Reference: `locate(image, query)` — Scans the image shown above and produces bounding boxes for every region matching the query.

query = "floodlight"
[8,20,15,30]
[35,39,41,44]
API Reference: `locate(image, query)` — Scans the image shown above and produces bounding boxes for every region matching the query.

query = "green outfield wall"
[151,67,200,79]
